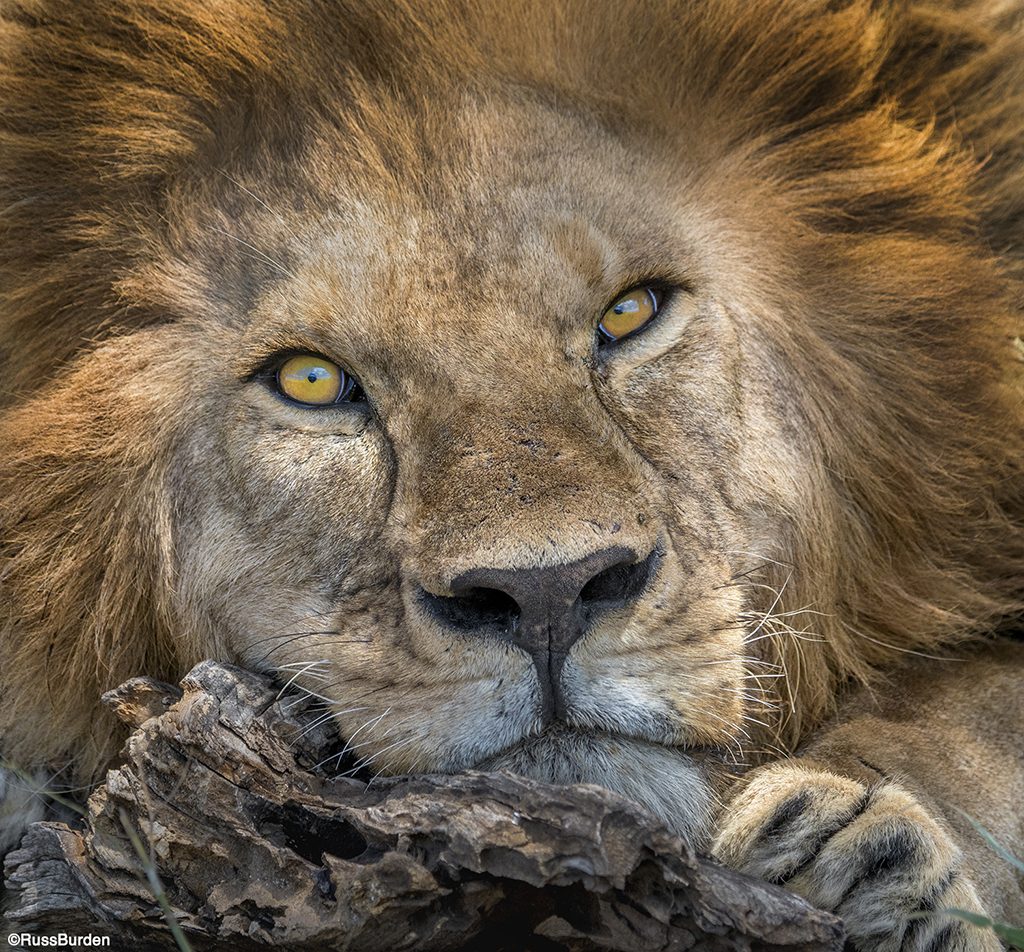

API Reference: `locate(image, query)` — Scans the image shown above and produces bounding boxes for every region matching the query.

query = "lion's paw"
[712,762,1000,952]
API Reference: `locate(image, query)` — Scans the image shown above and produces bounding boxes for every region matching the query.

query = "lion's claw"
[713,763,1000,952]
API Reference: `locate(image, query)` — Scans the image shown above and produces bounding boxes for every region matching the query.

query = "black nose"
[420,545,659,720]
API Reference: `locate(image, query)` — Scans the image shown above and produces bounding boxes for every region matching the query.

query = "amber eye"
[598,286,663,343]
[275,354,355,406]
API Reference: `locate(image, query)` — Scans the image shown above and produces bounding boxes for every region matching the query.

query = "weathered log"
[2,661,844,951]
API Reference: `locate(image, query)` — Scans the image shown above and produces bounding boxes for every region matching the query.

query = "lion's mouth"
[476,723,718,770]
[474,724,721,843]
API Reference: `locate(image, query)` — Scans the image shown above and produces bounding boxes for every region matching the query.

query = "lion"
[1,0,1022,947]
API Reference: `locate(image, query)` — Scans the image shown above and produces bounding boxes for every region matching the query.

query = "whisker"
[296,705,373,743]
[741,571,792,644]
[274,659,333,699]
[345,735,421,779]
[701,656,781,669]
[215,168,295,232]
[209,225,296,279]
[841,623,962,662]
[252,632,371,666]
[746,628,826,645]
[246,618,337,650]
[337,709,392,760]
[724,549,794,570]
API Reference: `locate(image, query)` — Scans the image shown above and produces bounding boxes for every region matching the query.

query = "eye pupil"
[307,372,318,383]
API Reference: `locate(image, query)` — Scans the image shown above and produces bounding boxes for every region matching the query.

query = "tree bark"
[3,661,844,951]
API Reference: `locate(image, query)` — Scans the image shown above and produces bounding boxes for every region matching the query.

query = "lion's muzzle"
[418,544,660,720]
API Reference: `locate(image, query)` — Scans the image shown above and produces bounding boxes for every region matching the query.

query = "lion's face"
[5,0,1021,854]
[158,97,817,841]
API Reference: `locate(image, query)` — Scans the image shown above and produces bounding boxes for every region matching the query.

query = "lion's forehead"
[181,94,750,366]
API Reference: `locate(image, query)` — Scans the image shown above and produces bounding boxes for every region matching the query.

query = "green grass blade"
[953,808,1024,876]
[944,908,1024,949]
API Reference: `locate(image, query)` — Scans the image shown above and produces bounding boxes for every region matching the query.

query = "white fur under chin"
[0,764,48,855]
[477,727,718,847]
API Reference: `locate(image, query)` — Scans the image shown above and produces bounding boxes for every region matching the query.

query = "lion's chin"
[475,725,718,847]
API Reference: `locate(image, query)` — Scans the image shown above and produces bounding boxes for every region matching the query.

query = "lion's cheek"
[168,393,399,662]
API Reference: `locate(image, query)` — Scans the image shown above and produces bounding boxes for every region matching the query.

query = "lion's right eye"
[274,354,361,406]
[598,286,665,344]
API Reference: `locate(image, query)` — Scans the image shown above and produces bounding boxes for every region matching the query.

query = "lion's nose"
[419,545,659,720]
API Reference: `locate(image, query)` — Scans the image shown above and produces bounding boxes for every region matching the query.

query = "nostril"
[419,586,520,633]
[579,547,659,608]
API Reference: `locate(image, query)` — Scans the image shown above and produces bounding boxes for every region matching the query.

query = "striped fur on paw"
[712,762,1000,952]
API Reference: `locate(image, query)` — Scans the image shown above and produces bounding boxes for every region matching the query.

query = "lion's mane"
[1,0,1022,783]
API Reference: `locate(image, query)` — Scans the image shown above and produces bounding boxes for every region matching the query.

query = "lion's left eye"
[275,354,358,406]
[598,286,664,343]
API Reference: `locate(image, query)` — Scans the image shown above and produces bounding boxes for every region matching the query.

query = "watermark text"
[7,935,110,948]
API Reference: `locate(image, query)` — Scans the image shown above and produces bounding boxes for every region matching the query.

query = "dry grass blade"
[117,807,194,952]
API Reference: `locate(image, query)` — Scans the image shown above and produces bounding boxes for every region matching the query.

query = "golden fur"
[1,0,1023,946]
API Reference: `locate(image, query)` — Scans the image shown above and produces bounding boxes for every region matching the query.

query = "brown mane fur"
[1,0,1022,785]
